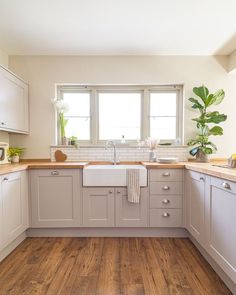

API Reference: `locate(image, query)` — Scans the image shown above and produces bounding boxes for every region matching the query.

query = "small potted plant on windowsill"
[188,86,227,162]
[7,147,24,163]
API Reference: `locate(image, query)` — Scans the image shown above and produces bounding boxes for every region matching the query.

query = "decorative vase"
[61,136,69,145]
[149,150,156,162]
[11,155,20,163]
[196,150,210,163]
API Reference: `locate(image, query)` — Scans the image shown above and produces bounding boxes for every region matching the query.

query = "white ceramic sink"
[83,165,147,187]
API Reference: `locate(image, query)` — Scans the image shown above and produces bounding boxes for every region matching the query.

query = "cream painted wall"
[228,50,236,73]
[0,49,9,143]
[8,55,236,159]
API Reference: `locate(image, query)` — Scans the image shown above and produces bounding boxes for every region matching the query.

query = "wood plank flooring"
[0,238,232,295]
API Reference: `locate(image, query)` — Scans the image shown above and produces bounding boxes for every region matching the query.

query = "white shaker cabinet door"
[82,187,115,227]
[115,187,148,227]
[30,169,81,227]
[185,170,206,247]
[0,66,29,133]
[0,171,29,250]
[205,177,236,283]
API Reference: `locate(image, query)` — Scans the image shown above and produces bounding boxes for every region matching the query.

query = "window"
[57,85,183,144]
[98,92,141,140]
[150,92,177,139]
[62,91,90,140]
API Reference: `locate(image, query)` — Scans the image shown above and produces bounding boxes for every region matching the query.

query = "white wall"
[0,49,9,143]
[8,55,236,159]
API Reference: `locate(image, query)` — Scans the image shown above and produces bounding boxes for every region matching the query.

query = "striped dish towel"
[127,169,140,203]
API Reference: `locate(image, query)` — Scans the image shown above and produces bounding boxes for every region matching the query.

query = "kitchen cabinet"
[149,169,183,227]
[82,187,115,227]
[185,170,206,247]
[0,171,29,251]
[0,65,29,134]
[115,187,148,227]
[205,176,236,283]
[30,169,81,227]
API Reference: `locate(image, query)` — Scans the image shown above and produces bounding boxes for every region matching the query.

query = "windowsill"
[51,144,188,149]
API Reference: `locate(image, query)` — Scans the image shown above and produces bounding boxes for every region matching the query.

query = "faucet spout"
[105,140,119,165]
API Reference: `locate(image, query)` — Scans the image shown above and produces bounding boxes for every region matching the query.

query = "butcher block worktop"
[1,160,236,182]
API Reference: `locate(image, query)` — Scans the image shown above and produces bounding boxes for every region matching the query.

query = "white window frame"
[57,84,183,145]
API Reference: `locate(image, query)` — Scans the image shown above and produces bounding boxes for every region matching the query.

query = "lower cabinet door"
[205,177,236,283]
[115,187,148,227]
[30,169,81,227]
[83,188,115,227]
[185,170,205,246]
[1,171,28,249]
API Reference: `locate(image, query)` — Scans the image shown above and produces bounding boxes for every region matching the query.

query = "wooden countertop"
[1,160,236,182]
[0,161,89,175]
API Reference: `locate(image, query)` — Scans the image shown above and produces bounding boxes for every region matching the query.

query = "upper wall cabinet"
[0,66,29,134]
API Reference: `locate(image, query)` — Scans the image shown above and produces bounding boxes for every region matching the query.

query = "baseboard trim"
[0,232,27,263]
[27,227,189,238]
[190,235,236,295]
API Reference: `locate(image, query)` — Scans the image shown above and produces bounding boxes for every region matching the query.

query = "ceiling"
[0,0,236,55]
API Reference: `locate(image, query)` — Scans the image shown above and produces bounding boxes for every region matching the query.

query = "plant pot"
[196,150,210,163]
[11,155,20,163]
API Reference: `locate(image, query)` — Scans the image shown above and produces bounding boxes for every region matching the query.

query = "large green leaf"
[189,146,200,156]
[212,89,225,105]
[187,139,201,146]
[202,147,213,154]
[193,86,209,104]
[205,111,227,124]
[189,97,204,109]
[209,126,223,136]
[206,142,217,151]
[205,94,214,107]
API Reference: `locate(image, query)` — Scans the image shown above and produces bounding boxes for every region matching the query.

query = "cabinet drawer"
[150,169,183,182]
[150,209,182,227]
[150,181,183,195]
[211,176,236,195]
[150,195,182,209]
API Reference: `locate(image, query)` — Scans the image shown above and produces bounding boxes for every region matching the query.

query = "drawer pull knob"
[109,190,113,194]
[222,182,230,189]
[162,172,170,177]
[117,190,121,194]
[3,177,8,181]
[162,212,170,217]
[51,171,59,176]
[200,177,205,181]
[162,199,170,204]
[162,185,170,190]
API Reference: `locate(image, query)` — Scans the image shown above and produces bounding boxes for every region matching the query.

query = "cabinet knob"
[162,185,170,190]
[2,177,8,181]
[117,190,121,194]
[222,182,231,189]
[162,199,170,204]
[1,122,6,126]
[109,190,113,194]
[200,177,205,181]
[162,212,170,217]
[162,172,170,177]
[51,171,59,176]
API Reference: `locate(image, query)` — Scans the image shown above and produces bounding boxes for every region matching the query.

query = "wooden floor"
[0,237,231,295]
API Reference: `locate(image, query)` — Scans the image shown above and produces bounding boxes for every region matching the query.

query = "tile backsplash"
[50,146,189,162]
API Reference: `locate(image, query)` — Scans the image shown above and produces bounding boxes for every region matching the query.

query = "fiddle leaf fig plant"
[188,86,227,160]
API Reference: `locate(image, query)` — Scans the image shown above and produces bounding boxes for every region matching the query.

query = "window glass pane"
[150,92,176,116]
[63,92,90,116]
[150,117,176,139]
[64,117,90,140]
[99,92,141,140]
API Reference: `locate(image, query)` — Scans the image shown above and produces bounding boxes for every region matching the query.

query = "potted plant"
[70,136,78,146]
[188,86,227,162]
[7,147,24,163]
